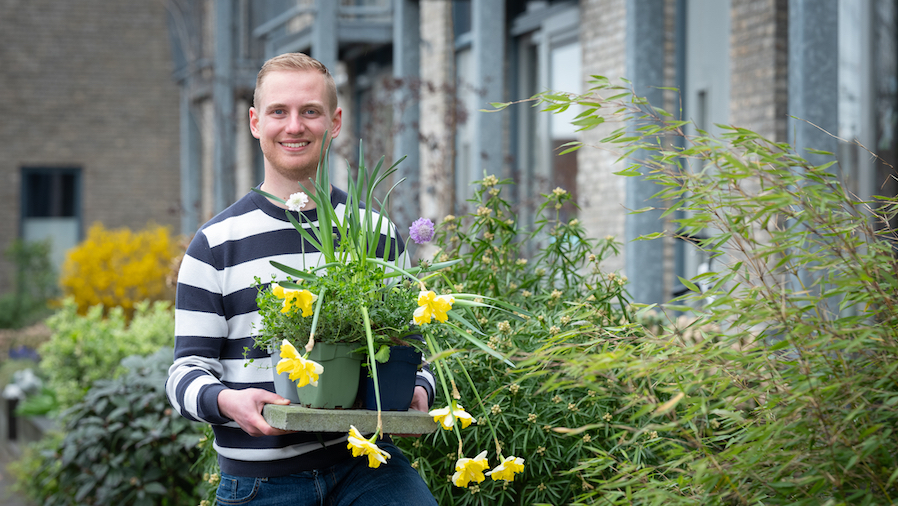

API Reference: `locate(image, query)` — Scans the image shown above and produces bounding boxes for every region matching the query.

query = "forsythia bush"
[60,222,180,315]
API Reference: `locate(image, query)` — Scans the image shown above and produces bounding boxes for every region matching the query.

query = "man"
[166,53,437,505]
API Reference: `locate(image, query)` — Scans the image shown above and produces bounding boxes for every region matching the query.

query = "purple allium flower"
[409,217,435,244]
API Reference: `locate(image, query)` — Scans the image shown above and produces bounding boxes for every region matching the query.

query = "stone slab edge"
[263,404,439,434]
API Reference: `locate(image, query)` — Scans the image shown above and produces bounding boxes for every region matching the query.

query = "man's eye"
[304,109,318,115]
[273,109,285,115]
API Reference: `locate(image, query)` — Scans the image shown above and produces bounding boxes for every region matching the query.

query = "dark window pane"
[22,168,80,218]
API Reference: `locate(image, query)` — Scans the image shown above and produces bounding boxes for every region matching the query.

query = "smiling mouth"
[281,141,310,148]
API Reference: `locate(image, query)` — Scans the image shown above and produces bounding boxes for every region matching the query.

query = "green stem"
[360,305,383,436]
[424,336,464,449]
[305,288,327,355]
[454,355,503,459]
[368,258,426,289]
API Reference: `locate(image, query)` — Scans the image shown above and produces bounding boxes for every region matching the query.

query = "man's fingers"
[219,388,295,436]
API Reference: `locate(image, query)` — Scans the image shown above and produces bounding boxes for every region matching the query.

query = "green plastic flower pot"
[296,343,363,409]
[270,346,301,404]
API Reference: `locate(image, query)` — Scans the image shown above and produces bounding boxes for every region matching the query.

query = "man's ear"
[249,107,261,139]
[329,107,343,140]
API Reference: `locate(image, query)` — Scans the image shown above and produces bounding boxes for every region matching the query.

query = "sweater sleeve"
[165,232,231,425]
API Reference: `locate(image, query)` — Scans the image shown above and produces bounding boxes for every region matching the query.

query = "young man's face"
[249,69,342,185]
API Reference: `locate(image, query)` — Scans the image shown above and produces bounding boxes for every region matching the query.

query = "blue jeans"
[215,443,437,506]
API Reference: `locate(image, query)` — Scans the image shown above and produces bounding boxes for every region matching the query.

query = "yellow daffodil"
[346,425,391,468]
[275,340,324,387]
[428,402,475,431]
[272,284,317,317]
[485,455,525,482]
[413,290,454,324]
[452,450,489,488]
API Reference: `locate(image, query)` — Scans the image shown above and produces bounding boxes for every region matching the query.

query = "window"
[510,3,581,227]
[20,167,82,273]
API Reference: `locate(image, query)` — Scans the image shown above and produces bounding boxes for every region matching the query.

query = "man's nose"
[285,113,305,134]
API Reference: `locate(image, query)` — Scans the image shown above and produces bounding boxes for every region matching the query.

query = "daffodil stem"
[454,355,503,459]
[424,336,463,448]
[418,272,440,284]
[360,305,383,436]
[305,288,327,355]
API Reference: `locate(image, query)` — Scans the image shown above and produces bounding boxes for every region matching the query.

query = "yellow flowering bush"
[60,222,181,316]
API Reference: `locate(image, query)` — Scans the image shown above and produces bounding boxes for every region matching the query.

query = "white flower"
[286,192,309,211]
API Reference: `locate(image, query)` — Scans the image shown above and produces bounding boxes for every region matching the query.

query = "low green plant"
[13,348,206,506]
[252,259,422,353]
[502,77,898,505]
[0,238,56,329]
[38,297,175,411]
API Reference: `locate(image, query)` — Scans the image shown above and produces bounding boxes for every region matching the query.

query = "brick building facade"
[13,0,884,308]
[0,0,181,292]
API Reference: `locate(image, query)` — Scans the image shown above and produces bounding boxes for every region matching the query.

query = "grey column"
[472,0,505,181]
[180,90,201,234]
[788,0,838,165]
[788,0,839,309]
[313,0,338,72]
[624,0,666,305]
[213,0,236,213]
[392,0,421,230]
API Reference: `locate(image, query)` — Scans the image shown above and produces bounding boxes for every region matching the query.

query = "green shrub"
[509,78,898,505]
[38,297,175,411]
[395,177,639,505]
[13,348,206,506]
[0,238,56,329]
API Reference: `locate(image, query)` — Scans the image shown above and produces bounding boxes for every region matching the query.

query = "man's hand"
[389,386,430,438]
[409,385,429,413]
[218,388,294,437]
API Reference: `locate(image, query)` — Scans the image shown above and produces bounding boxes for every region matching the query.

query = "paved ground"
[0,442,35,506]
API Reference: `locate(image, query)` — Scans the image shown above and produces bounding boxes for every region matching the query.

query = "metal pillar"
[213,0,236,213]
[179,91,201,234]
[472,0,506,181]
[392,0,421,230]
[788,0,839,308]
[624,0,666,305]
[313,0,338,72]
[789,0,839,166]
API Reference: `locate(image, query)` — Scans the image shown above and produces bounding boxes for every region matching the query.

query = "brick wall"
[730,0,789,142]
[578,0,679,296]
[0,0,181,291]
[578,0,629,275]
[418,0,456,228]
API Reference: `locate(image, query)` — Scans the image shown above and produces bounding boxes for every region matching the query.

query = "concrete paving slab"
[263,405,439,434]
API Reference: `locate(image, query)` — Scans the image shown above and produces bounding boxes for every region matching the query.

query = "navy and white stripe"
[166,187,435,477]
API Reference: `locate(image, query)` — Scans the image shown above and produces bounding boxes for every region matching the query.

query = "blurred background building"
[1,0,895,307]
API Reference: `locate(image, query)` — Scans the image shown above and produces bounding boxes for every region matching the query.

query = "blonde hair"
[253,53,338,113]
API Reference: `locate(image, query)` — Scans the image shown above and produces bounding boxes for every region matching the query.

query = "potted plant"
[251,136,527,480]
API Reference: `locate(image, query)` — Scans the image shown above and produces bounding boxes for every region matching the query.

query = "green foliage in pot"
[253,258,422,352]
[250,140,450,357]
[11,348,207,506]
[505,77,898,505]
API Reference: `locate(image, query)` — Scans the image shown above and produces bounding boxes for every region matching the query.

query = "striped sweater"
[165,187,435,477]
